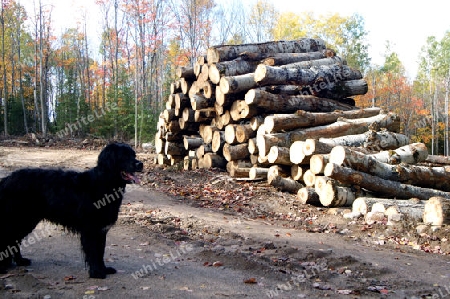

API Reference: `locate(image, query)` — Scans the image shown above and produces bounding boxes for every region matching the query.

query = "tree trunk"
[220,73,257,94]
[263,107,381,133]
[324,163,450,200]
[423,196,450,226]
[254,64,362,87]
[245,89,356,113]
[223,143,250,161]
[207,38,326,63]
[297,187,321,206]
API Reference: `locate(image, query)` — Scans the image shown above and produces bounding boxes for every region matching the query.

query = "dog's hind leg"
[80,229,116,279]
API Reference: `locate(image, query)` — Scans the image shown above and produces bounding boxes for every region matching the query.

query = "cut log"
[165,141,186,156]
[289,113,401,142]
[203,153,227,169]
[202,125,219,144]
[302,139,334,156]
[176,66,196,80]
[245,89,356,113]
[268,175,304,194]
[364,130,410,150]
[175,93,190,110]
[297,187,321,206]
[220,73,257,94]
[195,108,216,122]
[425,155,450,165]
[289,141,306,164]
[180,78,192,94]
[182,107,196,122]
[318,133,368,148]
[330,146,450,191]
[183,156,195,170]
[223,143,250,161]
[268,146,292,165]
[263,107,381,133]
[157,153,171,166]
[352,197,425,220]
[196,143,212,159]
[202,81,215,99]
[183,135,203,150]
[178,118,199,131]
[190,94,214,110]
[267,165,291,181]
[224,124,239,145]
[248,138,258,155]
[249,166,269,180]
[254,64,362,87]
[208,57,259,84]
[163,109,177,122]
[212,130,225,153]
[250,115,265,131]
[236,124,256,143]
[319,181,355,207]
[324,163,450,200]
[302,169,316,187]
[423,196,450,226]
[309,154,329,174]
[274,56,344,70]
[261,51,326,66]
[207,38,326,63]
[369,143,428,164]
[170,80,182,94]
[291,165,307,181]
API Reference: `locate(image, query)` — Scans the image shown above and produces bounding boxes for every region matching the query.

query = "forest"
[0,0,449,156]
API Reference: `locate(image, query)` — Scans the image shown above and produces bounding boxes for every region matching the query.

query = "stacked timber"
[155,38,450,226]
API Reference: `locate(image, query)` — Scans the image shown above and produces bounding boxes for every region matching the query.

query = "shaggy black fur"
[0,142,143,278]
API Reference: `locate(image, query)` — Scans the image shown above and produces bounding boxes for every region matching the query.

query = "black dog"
[0,142,143,278]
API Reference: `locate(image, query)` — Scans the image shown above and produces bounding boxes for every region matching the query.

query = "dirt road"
[0,145,449,298]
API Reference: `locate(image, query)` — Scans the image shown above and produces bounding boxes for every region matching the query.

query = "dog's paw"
[89,269,107,279]
[15,257,32,266]
[105,266,117,274]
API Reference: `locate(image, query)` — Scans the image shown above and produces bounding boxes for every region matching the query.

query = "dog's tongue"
[123,172,140,184]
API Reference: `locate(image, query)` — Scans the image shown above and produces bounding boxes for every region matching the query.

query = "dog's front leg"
[80,229,116,279]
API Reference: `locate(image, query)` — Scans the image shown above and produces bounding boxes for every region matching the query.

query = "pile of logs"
[155,38,450,227]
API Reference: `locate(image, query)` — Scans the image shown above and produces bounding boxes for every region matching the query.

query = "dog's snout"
[135,161,143,171]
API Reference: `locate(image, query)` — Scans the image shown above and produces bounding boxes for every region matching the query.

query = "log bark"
[163,109,177,122]
[324,163,450,200]
[330,145,450,191]
[273,56,344,70]
[313,79,368,100]
[176,66,196,80]
[236,124,256,143]
[363,130,410,150]
[263,107,381,133]
[297,187,321,206]
[245,89,356,113]
[220,73,257,94]
[254,64,362,87]
[175,93,190,110]
[249,166,269,180]
[208,57,259,84]
[183,135,203,150]
[261,51,326,66]
[318,133,368,148]
[423,197,450,226]
[369,143,428,164]
[289,113,400,142]
[165,141,186,156]
[223,143,250,161]
[196,143,212,159]
[352,197,425,220]
[269,175,304,194]
[425,155,450,165]
[268,146,292,165]
[178,118,199,131]
[207,38,326,63]
[202,153,226,169]
[180,78,192,94]
[190,94,214,110]
[319,181,355,207]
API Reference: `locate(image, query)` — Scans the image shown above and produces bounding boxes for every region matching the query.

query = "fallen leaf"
[244,278,257,284]
[64,275,76,281]
[213,261,223,267]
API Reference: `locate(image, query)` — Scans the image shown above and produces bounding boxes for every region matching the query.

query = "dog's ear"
[97,143,120,171]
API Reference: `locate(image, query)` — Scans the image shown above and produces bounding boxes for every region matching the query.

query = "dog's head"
[97,143,143,184]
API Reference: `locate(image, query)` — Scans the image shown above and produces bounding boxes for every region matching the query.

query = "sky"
[22,0,450,79]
